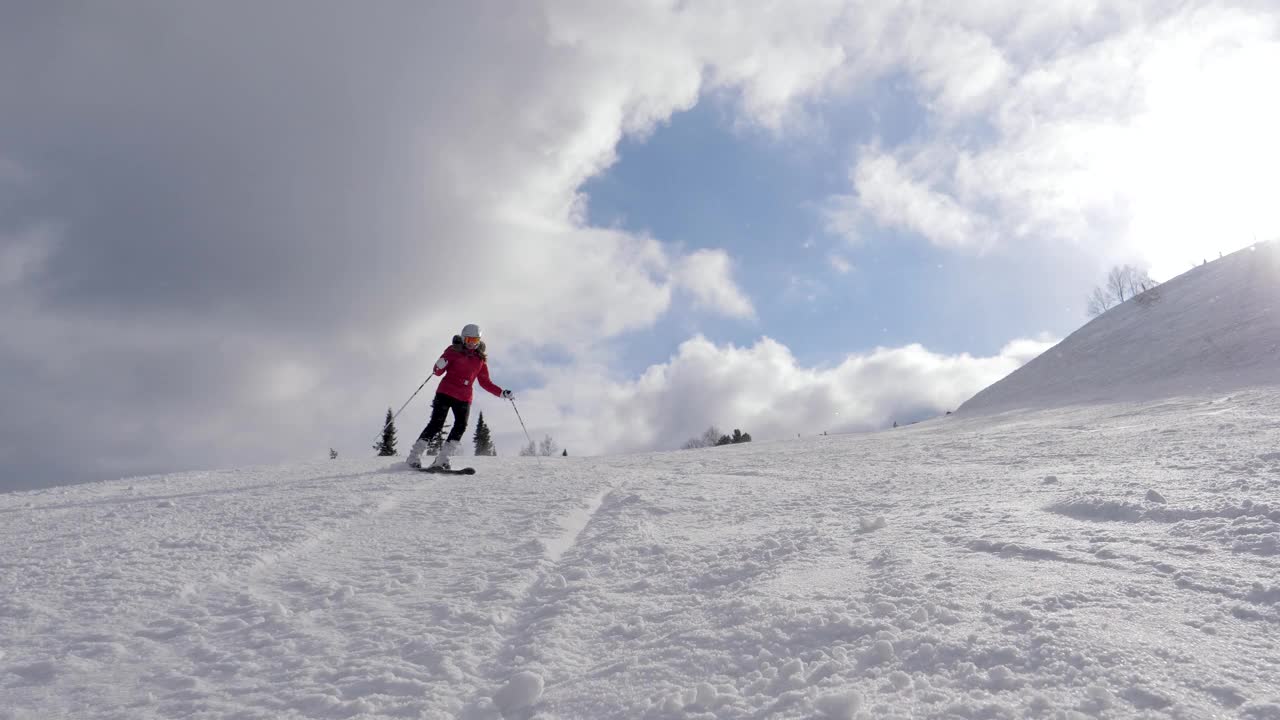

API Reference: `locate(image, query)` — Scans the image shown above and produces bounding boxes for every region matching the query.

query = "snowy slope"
[961,241,1280,415]
[3,388,1280,719]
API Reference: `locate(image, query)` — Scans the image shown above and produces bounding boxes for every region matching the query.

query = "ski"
[416,466,476,475]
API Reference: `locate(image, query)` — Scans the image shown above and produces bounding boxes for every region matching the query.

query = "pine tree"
[562,449,568,457]
[714,428,752,446]
[373,408,398,456]
[472,412,496,456]
[519,440,537,456]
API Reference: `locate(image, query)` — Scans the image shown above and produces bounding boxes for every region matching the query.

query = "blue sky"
[2,2,1277,490]
[583,94,1090,376]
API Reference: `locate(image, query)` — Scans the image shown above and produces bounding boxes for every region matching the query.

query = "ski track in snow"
[0,463,618,719]
[462,486,617,718]
[3,388,1280,718]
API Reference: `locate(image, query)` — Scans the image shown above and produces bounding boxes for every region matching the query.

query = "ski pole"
[379,374,436,441]
[509,398,535,449]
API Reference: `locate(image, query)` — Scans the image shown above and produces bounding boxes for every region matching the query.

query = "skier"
[406,324,514,470]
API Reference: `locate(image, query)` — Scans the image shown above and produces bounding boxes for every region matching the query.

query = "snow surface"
[3,389,1280,718]
[961,241,1280,415]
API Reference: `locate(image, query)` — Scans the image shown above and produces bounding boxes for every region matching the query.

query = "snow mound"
[961,241,1280,414]
[494,671,543,711]
[1046,493,1280,557]
[815,689,863,718]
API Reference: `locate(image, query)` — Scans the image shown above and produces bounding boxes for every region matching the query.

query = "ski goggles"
[463,335,481,345]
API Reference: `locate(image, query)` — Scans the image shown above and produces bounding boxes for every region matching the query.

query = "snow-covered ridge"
[961,241,1280,415]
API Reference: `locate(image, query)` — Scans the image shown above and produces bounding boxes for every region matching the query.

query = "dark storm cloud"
[1,3,492,330]
[0,2,565,489]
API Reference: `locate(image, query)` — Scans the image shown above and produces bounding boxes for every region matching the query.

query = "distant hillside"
[960,241,1280,415]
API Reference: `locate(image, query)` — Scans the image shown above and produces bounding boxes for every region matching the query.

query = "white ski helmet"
[461,324,482,346]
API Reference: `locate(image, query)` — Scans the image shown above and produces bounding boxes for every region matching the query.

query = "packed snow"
[2,244,1278,718]
[3,387,1278,719]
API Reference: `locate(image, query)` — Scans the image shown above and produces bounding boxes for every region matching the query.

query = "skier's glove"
[501,389,514,400]
[434,357,448,374]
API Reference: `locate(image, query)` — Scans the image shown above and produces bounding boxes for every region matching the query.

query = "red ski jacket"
[434,343,503,404]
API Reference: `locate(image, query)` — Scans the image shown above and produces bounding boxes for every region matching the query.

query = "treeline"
[682,426,752,449]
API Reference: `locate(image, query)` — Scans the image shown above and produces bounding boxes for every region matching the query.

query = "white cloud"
[998,334,1060,365]
[826,3,1280,279]
[380,1,861,351]
[830,149,993,250]
[672,249,755,319]
[502,333,1054,456]
[906,23,1013,118]
[544,0,861,132]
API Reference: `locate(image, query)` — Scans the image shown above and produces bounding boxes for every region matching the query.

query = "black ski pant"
[418,392,471,444]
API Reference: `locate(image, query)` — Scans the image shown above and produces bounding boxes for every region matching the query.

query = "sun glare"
[1125,18,1280,280]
